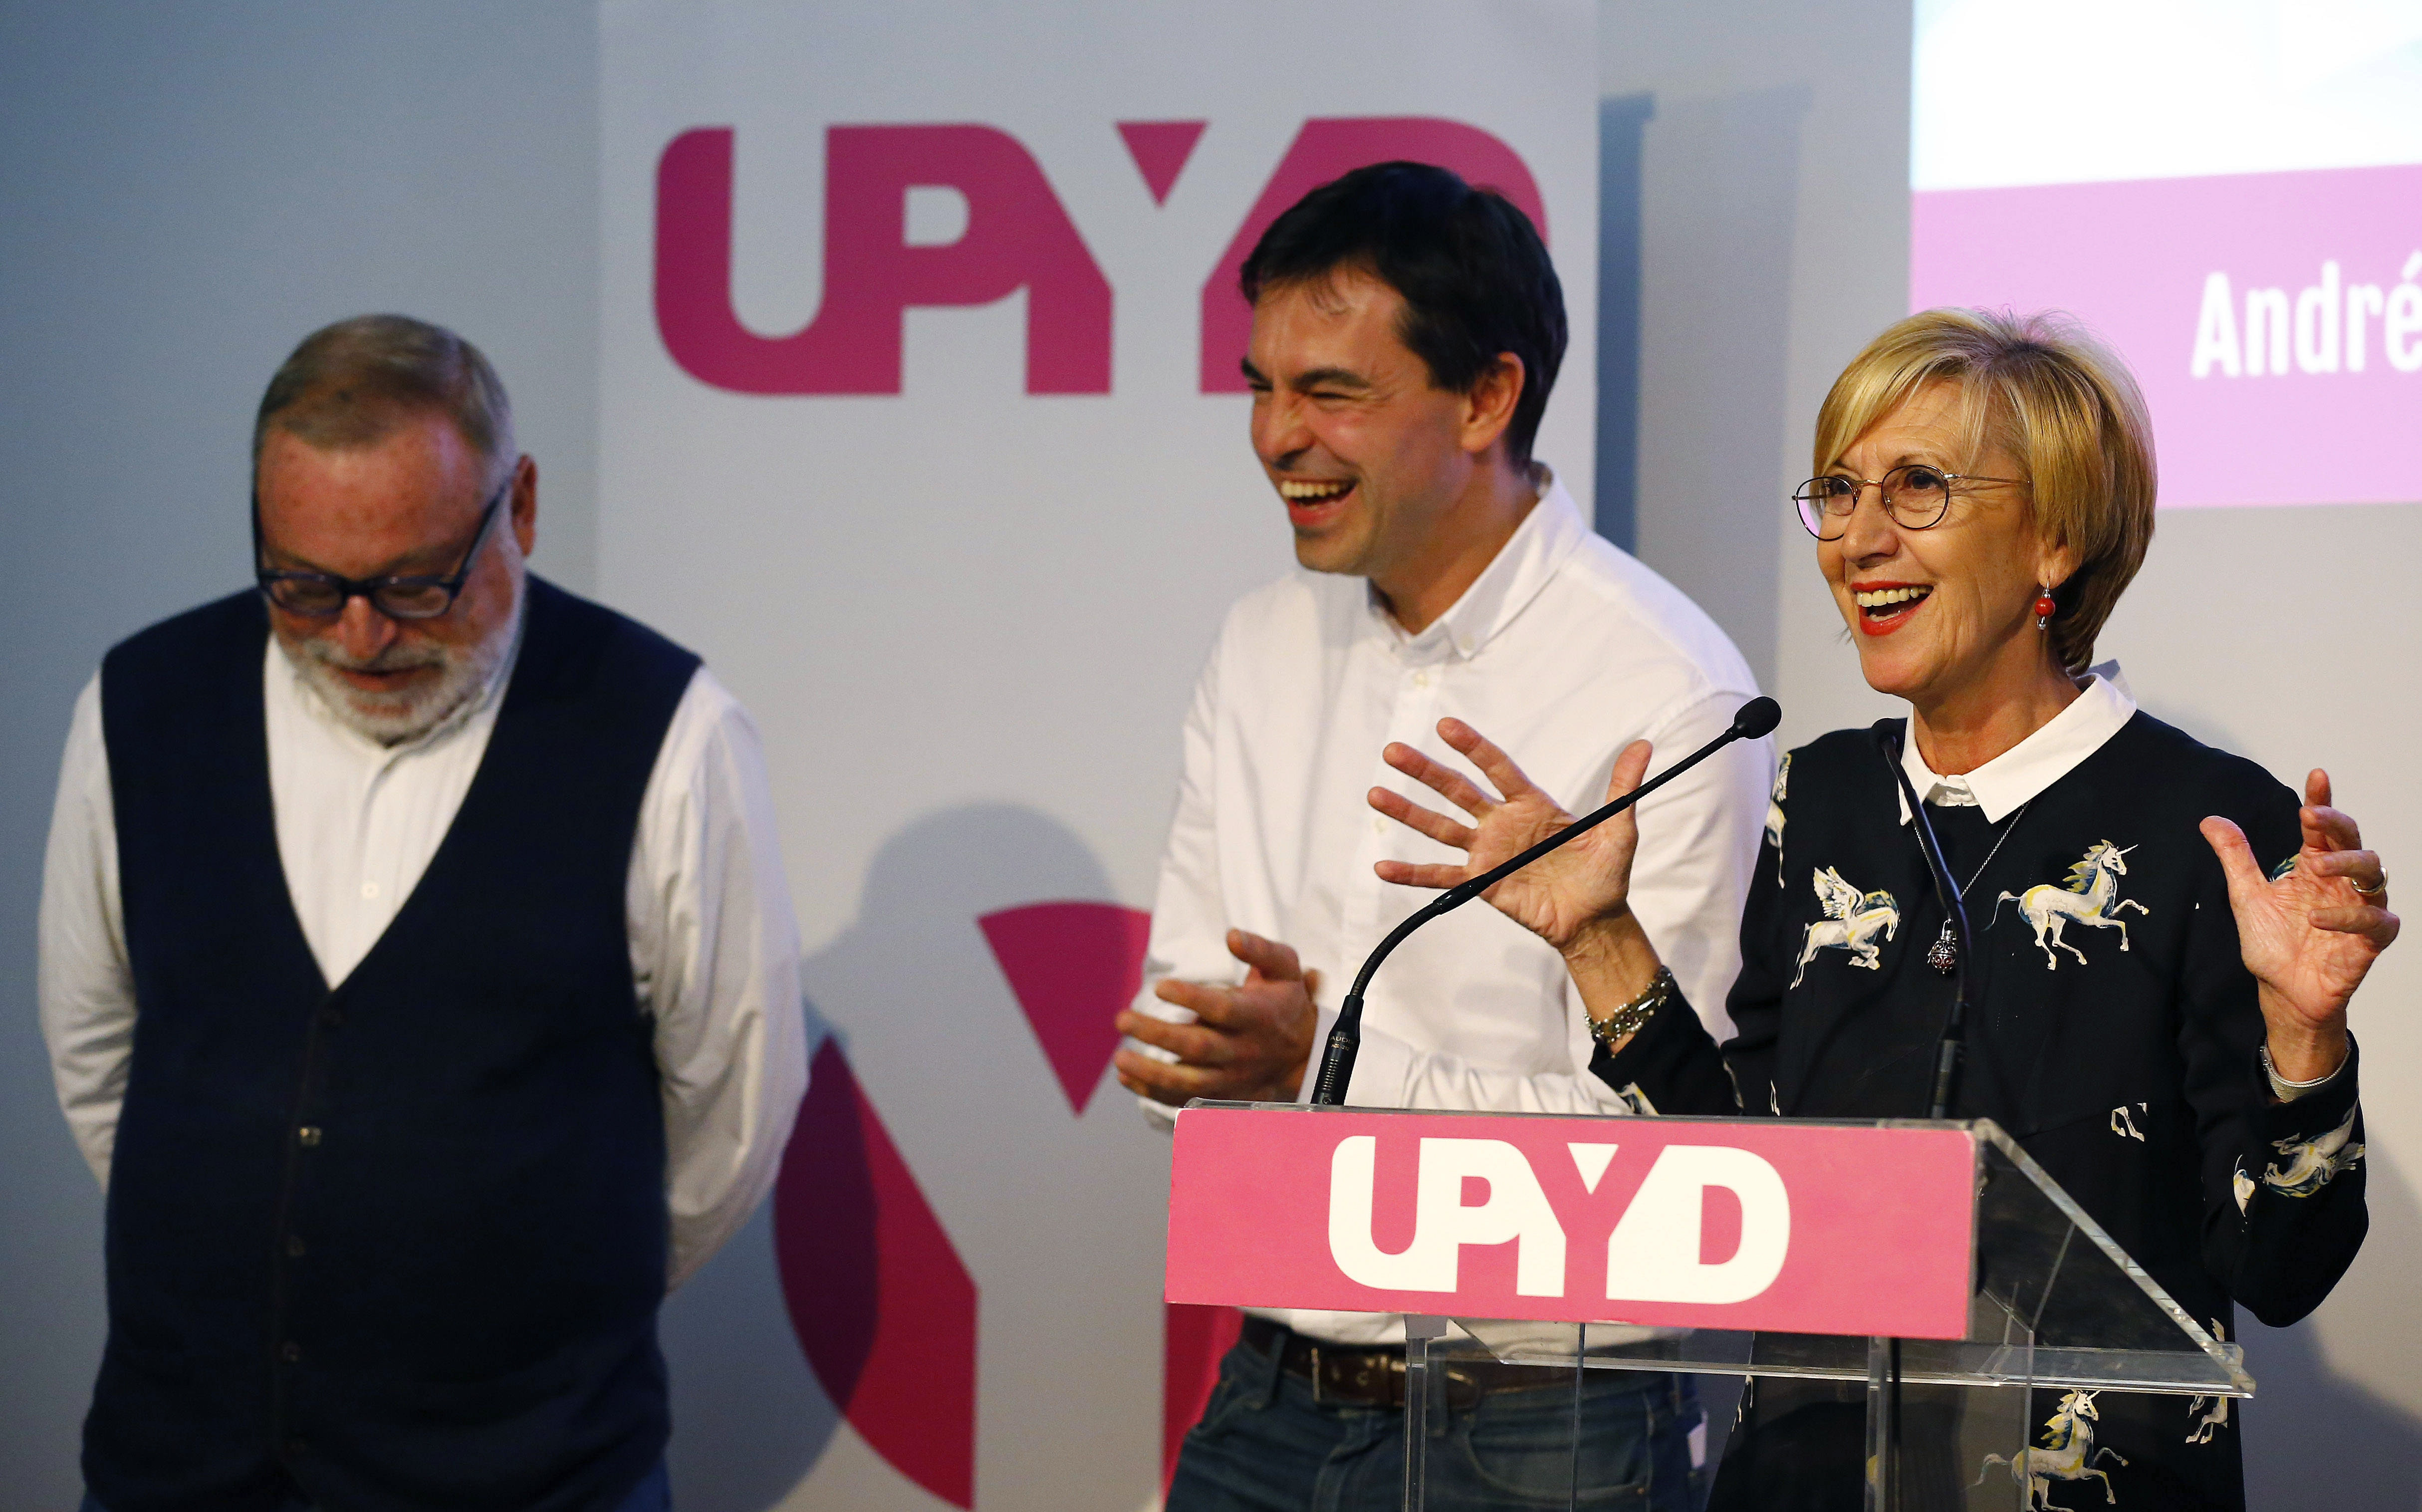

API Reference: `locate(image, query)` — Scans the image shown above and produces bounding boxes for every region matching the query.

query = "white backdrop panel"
[600,3,1598,1506]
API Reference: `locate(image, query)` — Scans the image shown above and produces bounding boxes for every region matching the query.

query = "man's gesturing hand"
[1114,929,1319,1109]
[1368,719,1654,952]
[2201,768,2398,1083]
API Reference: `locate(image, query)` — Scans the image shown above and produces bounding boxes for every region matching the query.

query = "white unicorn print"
[1992,841,2150,970]
[1791,867,1899,987]
[1975,1389,2130,1507]
[2260,1101,2364,1198]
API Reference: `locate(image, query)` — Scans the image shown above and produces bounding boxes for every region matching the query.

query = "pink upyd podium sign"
[1167,1106,1978,1339]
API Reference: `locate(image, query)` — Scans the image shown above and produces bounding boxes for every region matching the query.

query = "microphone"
[1308,696,1781,1107]
[1874,723,1971,1121]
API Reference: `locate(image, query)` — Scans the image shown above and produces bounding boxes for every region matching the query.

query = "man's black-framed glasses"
[1791,464,2019,540]
[254,474,511,620]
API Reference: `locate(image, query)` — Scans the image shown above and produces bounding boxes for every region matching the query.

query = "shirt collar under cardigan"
[1896,662,2139,824]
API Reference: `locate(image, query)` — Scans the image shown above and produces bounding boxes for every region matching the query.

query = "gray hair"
[252,314,516,493]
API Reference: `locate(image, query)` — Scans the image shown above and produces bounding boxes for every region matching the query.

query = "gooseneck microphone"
[1308,696,1781,1107]
[1875,724,1972,1121]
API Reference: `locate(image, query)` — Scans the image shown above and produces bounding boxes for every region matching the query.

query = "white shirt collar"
[1366,464,1585,663]
[1897,662,2138,824]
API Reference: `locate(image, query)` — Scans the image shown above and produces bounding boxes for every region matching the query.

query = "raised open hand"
[2200,768,2398,1081]
[1367,718,1654,952]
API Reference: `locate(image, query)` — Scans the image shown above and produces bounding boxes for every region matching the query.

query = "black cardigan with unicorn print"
[1598,711,2368,1512]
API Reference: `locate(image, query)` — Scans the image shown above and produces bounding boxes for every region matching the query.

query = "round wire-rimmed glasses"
[1791,464,2020,540]
[254,474,511,620]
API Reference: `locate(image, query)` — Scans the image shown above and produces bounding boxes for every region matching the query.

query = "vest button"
[280,1341,301,1364]
[297,1126,322,1147]
[319,1007,344,1027]
[284,1234,306,1258]
[286,1437,310,1458]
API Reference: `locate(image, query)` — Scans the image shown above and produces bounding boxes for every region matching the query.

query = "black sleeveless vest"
[88,578,700,1512]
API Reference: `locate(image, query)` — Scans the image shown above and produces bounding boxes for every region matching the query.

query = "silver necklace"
[1923,800,2032,975]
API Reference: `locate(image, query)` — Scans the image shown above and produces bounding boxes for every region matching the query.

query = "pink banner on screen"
[1912,163,2422,508]
[1166,1106,1977,1340]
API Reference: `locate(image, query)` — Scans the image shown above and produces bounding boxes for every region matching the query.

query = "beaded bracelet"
[1587,966,1674,1052]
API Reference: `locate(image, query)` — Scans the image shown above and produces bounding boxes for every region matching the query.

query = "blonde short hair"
[1812,308,2156,673]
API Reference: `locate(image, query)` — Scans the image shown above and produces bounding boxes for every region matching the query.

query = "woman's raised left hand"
[2200,769,2398,1081]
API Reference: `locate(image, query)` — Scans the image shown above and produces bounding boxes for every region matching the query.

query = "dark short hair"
[1239,161,1565,465]
[252,314,515,493]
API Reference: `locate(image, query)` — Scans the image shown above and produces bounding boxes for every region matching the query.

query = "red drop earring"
[2034,587,2057,630]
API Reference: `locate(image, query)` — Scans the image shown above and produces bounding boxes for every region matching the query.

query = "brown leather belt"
[1240,1316,1548,1410]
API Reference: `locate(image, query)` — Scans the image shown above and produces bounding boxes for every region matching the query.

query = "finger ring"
[2353,872,2388,897]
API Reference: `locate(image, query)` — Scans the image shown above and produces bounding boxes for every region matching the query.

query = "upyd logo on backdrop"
[602,5,1599,1506]
[651,117,1544,397]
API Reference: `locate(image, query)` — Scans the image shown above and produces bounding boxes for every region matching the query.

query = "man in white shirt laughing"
[1116,163,1770,1512]
[39,314,806,1512]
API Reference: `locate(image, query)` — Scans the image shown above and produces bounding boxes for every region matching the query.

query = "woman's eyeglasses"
[1791,464,2019,540]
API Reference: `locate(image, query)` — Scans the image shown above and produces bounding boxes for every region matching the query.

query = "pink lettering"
[656,125,1113,395]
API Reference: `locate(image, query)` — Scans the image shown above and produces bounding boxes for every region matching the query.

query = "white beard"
[286,596,519,747]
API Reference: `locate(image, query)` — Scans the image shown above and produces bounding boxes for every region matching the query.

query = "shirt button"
[1372,817,1387,836]
[297,1126,323,1147]
[1412,670,1431,689]
[360,881,380,900]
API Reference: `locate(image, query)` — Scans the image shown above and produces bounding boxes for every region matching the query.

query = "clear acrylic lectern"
[1397,1119,2250,1511]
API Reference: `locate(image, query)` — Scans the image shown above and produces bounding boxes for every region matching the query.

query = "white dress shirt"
[38,622,810,1288]
[1134,471,1772,1344]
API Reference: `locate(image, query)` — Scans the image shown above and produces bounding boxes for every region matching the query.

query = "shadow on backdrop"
[2239,1140,2422,1510]
[658,1008,840,1512]
[661,802,1131,1511]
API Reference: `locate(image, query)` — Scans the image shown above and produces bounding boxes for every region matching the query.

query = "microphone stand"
[1308,697,1781,1107]
[1873,720,1984,1512]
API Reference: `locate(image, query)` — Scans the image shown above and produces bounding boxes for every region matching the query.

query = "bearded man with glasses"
[39,314,809,1512]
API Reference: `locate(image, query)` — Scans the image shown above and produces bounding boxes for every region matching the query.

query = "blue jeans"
[80,1458,671,1512]
[1168,1334,1703,1511]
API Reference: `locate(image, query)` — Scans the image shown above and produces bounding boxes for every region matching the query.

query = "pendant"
[1927,920,1958,975]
